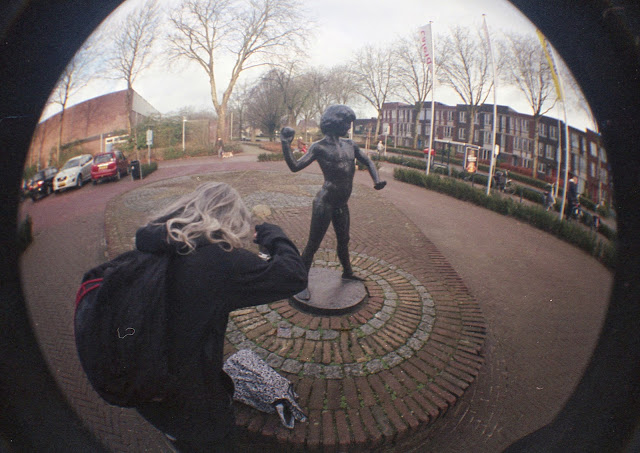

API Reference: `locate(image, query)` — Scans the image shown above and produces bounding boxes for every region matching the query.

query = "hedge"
[141,162,158,178]
[257,151,303,162]
[394,167,616,270]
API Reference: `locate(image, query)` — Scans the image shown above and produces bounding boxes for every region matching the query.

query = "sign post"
[146,129,153,165]
[465,146,479,186]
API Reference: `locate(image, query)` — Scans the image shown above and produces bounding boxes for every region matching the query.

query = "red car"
[91,150,129,184]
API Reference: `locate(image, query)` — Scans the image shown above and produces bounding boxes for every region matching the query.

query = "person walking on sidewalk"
[134,182,307,452]
[566,172,579,219]
[377,140,384,158]
[216,137,224,158]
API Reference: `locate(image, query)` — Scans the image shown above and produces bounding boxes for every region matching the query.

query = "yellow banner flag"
[536,30,564,101]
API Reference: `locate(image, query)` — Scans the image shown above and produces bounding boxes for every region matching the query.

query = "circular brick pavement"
[106,170,486,451]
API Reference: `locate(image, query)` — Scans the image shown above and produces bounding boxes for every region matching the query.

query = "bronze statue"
[281,105,386,300]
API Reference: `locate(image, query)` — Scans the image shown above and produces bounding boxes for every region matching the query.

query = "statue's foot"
[342,272,365,282]
[295,287,310,301]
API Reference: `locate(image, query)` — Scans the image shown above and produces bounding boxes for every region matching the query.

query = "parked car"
[53,154,93,193]
[91,150,129,184]
[25,166,58,201]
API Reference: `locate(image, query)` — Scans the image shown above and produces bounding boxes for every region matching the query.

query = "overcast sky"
[42,0,595,130]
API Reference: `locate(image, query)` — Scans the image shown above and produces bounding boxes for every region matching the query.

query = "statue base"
[290,268,367,316]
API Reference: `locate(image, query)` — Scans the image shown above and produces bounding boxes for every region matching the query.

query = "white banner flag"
[418,24,434,70]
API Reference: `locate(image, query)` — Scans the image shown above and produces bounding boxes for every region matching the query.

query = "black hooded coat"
[134,222,306,451]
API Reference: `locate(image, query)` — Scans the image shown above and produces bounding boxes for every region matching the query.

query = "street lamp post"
[182,116,187,153]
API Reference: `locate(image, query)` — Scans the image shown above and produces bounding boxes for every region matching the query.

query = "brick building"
[28,89,159,168]
[379,101,611,204]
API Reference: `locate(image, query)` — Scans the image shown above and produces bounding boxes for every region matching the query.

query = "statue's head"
[320,105,356,136]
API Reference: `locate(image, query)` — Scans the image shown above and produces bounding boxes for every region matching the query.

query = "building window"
[474,130,479,142]
[445,111,454,121]
[600,147,607,163]
[550,125,558,139]
[539,123,546,137]
[523,119,529,133]
[538,162,546,173]
[538,142,544,156]
[459,111,466,123]
[444,126,453,137]
[458,128,466,140]
[589,141,597,156]
[484,131,491,144]
[571,133,579,149]
[545,144,553,159]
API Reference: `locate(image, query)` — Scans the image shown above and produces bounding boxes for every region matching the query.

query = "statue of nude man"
[281,104,386,300]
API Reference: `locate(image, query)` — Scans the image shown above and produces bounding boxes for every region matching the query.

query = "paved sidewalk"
[19,151,612,452]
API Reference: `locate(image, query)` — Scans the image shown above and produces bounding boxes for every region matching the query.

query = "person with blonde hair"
[134,181,307,452]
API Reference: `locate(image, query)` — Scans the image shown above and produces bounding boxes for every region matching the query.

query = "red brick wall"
[27,90,155,168]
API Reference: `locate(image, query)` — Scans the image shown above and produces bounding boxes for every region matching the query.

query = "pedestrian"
[544,184,556,211]
[566,172,579,219]
[134,181,307,452]
[216,137,224,158]
[280,105,386,301]
[377,140,384,158]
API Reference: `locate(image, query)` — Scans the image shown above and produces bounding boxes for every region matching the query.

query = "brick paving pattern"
[18,152,612,452]
[104,170,486,450]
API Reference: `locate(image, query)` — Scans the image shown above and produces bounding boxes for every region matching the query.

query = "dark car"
[26,166,58,201]
[91,150,129,184]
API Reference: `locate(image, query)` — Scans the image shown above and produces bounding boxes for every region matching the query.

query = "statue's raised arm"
[281,127,315,172]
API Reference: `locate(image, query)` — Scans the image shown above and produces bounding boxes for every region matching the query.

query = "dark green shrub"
[163,147,183,160]
[394,168,616,270]
[141,162,158,178]
[257,152,303,162]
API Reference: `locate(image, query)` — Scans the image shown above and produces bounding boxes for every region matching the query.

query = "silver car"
[53,154,93,193]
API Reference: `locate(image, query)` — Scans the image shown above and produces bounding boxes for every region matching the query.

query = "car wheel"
[116,170,121,180]
[77,175,82,188]
[92,179,97,185]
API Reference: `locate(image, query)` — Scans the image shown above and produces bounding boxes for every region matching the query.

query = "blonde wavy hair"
[154,181,253,254]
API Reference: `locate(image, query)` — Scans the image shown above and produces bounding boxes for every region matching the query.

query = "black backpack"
[74,249,174,407]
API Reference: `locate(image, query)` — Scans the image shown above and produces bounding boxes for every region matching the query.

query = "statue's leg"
[302,198,332,271]
[295,199,332,301]
[332,205,361,280]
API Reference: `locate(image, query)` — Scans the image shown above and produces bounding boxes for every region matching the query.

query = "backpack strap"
[75,278,103,308]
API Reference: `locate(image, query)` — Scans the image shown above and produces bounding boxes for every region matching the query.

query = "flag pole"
[419,23,436,176]
[427,21,435,176]
[482,15,498,196]
[537,30,569,221]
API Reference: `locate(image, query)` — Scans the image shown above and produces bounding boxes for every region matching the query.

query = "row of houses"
[354,102,611,205]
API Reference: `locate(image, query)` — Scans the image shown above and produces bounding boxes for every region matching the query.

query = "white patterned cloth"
[223,349,307,428]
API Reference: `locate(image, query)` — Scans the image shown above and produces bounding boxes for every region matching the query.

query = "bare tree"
[246,70,286,140]
[48,38,97,164]
[107,0,161,138]
[268,63,312,127]
[396,35,433,149]
[167,0,307,142]
[439,25,493,146]
[501,32,556,177]
[350,45,397,138]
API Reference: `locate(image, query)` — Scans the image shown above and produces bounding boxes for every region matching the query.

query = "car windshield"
[32,171,44,181]
[62,157,81,169]
[94,154,114,164]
